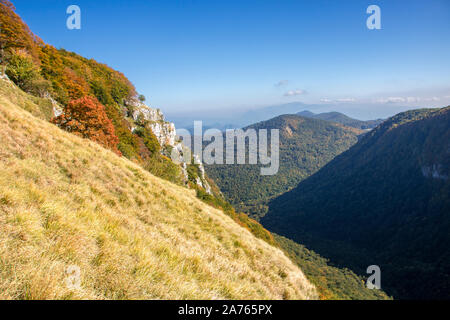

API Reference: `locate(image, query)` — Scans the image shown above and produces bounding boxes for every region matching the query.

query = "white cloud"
[335,98,356,103]
[318,97,356,103]
[386,97,406,103]
[284,89,306,97]
[376,96,413,104]
[375,96,445,104]
[406,97,420,103]
[275,80,289,87]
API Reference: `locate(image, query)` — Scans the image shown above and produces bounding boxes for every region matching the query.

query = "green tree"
[6,51,39,91]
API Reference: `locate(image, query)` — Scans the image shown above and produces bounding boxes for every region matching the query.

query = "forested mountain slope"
[263,107,450,300]
[205,115,362,218]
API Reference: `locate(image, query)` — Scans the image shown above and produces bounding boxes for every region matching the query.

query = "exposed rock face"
[0,72,9,80]
[181,162,189,182]
[132,105,164,123]
[194,154,212,194]
[149,122,176,146]
[126,97,162,120]
[129,97,212,194]
[50,98,63,117]
[41,91,64,118]
[128,99,177,147]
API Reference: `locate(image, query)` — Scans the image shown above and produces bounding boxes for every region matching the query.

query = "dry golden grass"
[0,79,317,300]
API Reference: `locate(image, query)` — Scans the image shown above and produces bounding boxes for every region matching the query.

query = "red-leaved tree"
[52,96,121,156]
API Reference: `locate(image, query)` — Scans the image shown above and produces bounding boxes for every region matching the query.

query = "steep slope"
[0,80,317,300]
[263,107,450,299]
[297,111,384,130]
[205,115,362,219]
[0,0,216,193]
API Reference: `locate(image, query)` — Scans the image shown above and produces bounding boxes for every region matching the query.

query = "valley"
[262,107,450,299]
[204,114,363,218]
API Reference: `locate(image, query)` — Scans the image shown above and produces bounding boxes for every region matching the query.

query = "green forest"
[262,107,450,300]
[205,114,361,219]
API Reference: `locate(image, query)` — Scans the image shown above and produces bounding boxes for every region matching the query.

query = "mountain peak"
[296,110,384,130]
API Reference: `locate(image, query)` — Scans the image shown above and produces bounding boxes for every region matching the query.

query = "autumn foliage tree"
[0,0,42,73]
[5,50,38,87]
[52,96,121,155]
[1,1,145,160]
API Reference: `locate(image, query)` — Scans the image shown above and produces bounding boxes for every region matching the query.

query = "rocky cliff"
[124,97,212,194]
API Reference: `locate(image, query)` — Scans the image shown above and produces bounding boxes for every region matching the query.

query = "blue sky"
[12,0,450,117]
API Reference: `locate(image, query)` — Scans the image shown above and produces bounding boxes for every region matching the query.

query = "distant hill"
[205,114,362,218]
[297,110,384,130]
[170,102,410,135]
[170,102,315,131]
[262,107,450,300]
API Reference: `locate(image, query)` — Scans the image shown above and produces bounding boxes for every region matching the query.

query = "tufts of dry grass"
[0,79,318,300]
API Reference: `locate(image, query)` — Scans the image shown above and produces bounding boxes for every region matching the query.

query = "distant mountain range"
[297,111,384,130]
[168,101,410,133]
[204,114,362,218]
[170,102,317,133]
[262,106,450,300]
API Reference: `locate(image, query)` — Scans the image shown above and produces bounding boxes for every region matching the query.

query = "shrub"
[28,78,52,97]
[144,155,184,185]
[134,126,160,155]
[6,51,40,91]
[51,96,121,155]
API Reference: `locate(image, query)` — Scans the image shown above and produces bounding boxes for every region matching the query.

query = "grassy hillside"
[205,115,361,219]
[263,107,450,299]
[0,74,53,120]
[0,79,317,300]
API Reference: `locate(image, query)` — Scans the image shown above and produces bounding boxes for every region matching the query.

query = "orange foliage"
[0,0,42,62]
[1,2,139,159]
[52,96,121,156]
[63,67,90,99]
